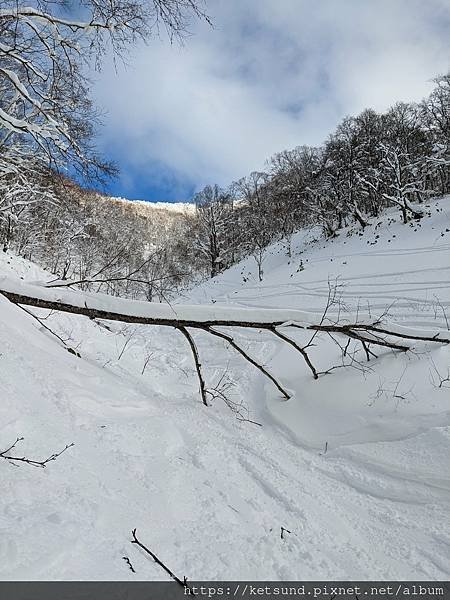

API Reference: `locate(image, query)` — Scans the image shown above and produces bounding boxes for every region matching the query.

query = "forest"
[1,71,448,299]
[0,0,448,298]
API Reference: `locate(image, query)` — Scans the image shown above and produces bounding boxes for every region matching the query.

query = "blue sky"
[92,0,450,203]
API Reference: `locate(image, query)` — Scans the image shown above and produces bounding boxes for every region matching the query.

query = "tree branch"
[0,437,74,468]
[177,326,208,406]
[205,326,291,399]
[271,327,318,379]
[130,528,195,592]
[1,278,449,407]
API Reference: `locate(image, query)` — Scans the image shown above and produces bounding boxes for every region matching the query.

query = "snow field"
[0,196,449,580]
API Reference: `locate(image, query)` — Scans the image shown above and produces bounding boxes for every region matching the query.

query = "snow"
[109,197,195,215]
[0,196,449,580]
[0,275,322,324]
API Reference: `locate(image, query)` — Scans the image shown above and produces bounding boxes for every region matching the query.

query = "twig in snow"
[205,370,262,426]
[369,368,416,408]
[433,295,450,330]
[130,529,195,593]
[0,437,74,468]
[429,357,450,389]
[13,303,81,357]
[319,442,328,456]
[122,556,136,573]
[141,351,154,375]
[117,327,136,360]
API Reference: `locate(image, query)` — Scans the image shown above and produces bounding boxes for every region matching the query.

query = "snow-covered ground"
[0,197,449,580]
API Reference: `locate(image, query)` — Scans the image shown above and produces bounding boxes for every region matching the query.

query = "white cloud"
[93,0,450,197]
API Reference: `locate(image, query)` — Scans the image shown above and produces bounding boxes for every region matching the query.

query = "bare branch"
[177,326,208,406]
[0,437,74,468]
[271,327,318,380]
[130,528,195,592]
[429,357,450,389]
[206,327,290,399]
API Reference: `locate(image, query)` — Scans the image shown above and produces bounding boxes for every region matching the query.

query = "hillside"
[0,196,449,580]
[109,197,195,216]
[92,193,194,238]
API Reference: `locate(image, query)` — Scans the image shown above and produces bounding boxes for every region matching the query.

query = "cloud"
[93,0,450,199]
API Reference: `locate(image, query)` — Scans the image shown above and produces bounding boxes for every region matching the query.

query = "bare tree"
[0,0,210,228]
[379,143,424,223]
[193,184,234,278]
[236,172,275,281]
[420,73,450,196]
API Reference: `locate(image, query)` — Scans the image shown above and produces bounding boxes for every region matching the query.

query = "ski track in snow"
[0,197,449,580]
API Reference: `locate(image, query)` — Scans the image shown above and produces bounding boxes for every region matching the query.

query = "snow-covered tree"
[420,73,450,196]
[234,172,277,281]
[378,143,424,224]
[193,184,235,278]
[0,0,209,238]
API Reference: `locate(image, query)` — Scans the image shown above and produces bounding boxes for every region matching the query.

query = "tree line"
[0,0,209,297]
[189,73,449,281]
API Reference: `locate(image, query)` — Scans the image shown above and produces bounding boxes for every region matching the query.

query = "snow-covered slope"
[0,197,449,580]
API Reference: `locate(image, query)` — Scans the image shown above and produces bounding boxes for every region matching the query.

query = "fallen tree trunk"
[2,277,449,340]
[0,276,314,328]
[1,276,449,405]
